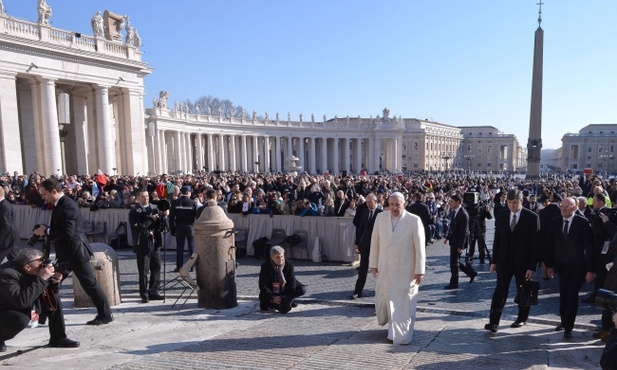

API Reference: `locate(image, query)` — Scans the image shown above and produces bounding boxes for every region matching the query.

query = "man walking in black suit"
[350,193,382,299]
[407,192,432,246]
[0,187,19,263]
[545,196,595,340]
[485,189,540,333]
[444,194,477,289]
[34,178,113,326]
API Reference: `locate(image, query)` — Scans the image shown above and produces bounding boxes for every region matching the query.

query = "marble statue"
[299,113,303,122]
[158,91,168,109]
[276,112,279,121]
[153,98,158,109]
[124,17,135,45]
[91,11,104,37]
[174,102,179,112]
[0,1,6,15]
[207,106,211,115]
[37,0,52,24]
[184,103,189,114]
[195,104,201,115]
[265,112,269,120]
[217,107,222,116]
[242,110,246,119]
[311,113,315,122]
[252,110,256,120]
[230,107,234,118]
[133,29,142,47]
[382,108,390,119]
[323,114,326,121]
[287,112,291,121]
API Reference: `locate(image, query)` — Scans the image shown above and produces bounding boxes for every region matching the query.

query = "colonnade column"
[252,136,259,172]
[174,131,182,173]
[94,85,115,175]
[241,135,248,171]
[157,129,165,174]
[321,138,327,174]
[341,138,349,173]
[373,137,381,173]
[332,138,340,174]
[41,78,63,175]
[297,137,305,171]
[274,136,282,172]
[207,133,215,171]
[353,139,362,174]
[196,133,204,172]
[263,136,271,172]
[309,138,316,174]
[187,132,194,173]
[0,72,24,173]
[393,137,399,172]
[218,133,226,171]
[229,135,237,171]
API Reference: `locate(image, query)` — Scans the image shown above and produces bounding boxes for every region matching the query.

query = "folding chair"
[168,252,199,310]
[85,221,106,243]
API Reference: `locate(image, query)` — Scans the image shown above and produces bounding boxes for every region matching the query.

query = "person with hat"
[369,192,426,345]
[169,186,197,272]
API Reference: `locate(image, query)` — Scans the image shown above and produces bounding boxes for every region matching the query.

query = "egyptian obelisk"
[526,2,544,179]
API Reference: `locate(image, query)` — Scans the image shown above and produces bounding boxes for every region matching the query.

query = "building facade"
[561,124,617,175]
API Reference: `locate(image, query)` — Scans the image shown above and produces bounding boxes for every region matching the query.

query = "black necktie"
[510,214,517,232]
[563,220,569,239]
[369,210,373,220]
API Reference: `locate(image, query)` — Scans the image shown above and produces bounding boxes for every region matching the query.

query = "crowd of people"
[1,168,617,366]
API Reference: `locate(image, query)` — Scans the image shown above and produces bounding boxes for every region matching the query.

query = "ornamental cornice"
[0,40,151,75]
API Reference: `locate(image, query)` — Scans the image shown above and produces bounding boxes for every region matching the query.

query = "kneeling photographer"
[0,248,79,352]
[598,290,617,369]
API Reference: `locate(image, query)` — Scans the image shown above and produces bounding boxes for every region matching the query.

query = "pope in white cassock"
[369,192,426,345]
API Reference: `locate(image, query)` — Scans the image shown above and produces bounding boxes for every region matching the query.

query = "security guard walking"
[170,186,197,272]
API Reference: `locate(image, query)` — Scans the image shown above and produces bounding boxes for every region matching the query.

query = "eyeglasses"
[27,257,45,265]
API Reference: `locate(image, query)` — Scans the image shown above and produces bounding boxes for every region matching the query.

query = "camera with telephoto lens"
[43,259,69,275]
[27,224,46,246]
[595,289,617,312]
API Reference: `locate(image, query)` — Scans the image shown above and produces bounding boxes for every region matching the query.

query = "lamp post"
[441,152,454,172]
[463,154,475,173]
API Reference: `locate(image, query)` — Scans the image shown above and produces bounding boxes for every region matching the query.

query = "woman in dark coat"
[258,246,305,313]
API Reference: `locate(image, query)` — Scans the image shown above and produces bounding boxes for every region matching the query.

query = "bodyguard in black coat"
[407,192,432,246]
[545,197,595,339]
[169,186,197,271]
[444,194,477,289]
[351,193,382,298]
[0,188,19,263]
[34,178,112,325]
[485,189,540,333]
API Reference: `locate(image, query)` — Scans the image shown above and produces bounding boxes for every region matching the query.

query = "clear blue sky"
[5,1,616,149]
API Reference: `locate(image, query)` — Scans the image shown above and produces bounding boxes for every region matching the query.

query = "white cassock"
[369,209,426,345]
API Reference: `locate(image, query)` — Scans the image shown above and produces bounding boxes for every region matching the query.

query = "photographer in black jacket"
[0,248,79,352]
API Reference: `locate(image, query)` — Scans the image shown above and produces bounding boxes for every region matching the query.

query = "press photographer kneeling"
[0,248,79,352]
[597,290,617,369]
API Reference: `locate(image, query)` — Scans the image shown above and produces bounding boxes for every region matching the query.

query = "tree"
[192,95,246,118]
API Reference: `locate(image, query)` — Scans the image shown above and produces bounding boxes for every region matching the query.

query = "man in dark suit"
[485,189,540,333]
[129,189,167,303]
[350,193,382,299]
[0,187,19,263]
[407,192,432,246]
[545,196,595,340]
[493,191,508,222]
[538,193,562,279]
[444,194,477,289]
[34,178,112,326]
[169,186,197,272]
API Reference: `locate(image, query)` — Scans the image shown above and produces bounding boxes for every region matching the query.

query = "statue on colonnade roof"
[91,11,104,37]
[0,0,5,15]
[37,0,52,24]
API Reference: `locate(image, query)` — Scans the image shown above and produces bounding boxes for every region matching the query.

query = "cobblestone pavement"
[3,220,607,369]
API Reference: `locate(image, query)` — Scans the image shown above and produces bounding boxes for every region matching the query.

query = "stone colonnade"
[145,127,401,175]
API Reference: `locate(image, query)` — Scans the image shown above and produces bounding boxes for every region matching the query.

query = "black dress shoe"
[444,284,459,290]
[86,315,113,325]
[469,272,478,283]
[350,293,363,299]
[563,331,573,340]
[510,321,527,328]
[49,338,80,348]
[141,296,149,303]
[554,324,564,332]
[484,323,498,333]
[149,292,164,300]
[581,294,596,304]
[479,259,485,264]
[0,341,6,352]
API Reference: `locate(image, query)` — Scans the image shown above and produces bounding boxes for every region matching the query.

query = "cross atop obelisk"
[526,2,545,179]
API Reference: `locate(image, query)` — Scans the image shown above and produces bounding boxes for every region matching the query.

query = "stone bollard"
[194,200,237,309]
[73,243,122,307]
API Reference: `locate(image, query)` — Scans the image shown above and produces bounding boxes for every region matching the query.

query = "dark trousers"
[489,264,531,325]
[260,285,306,313]
[0,297,67,343]
[354,249,370,295]
[449,246,475,285]
[557,265,586,332]
[71,259,112,318]
[137,248,161,297]
[175,234,195,269]
[468,230,489,262]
